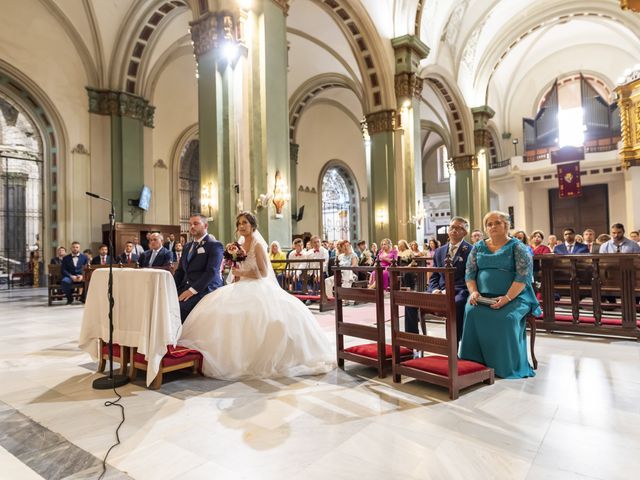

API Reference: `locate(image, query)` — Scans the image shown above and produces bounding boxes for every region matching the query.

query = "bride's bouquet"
[223,242,247,268]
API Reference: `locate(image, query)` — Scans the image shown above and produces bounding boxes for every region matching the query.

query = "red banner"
[557,162,582,198]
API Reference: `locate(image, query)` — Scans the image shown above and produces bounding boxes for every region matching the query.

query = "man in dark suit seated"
[118,241,140,265]
[138,233,173,268]
[174,214,223,322]
[50,246,66,265]
[405,216,472,342]
[163,233,177,256]
[554,228,589,254]
[61,241,89,304]
[90,244,112,265]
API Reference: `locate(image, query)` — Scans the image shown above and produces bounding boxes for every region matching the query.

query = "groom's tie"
[187,242,196,262]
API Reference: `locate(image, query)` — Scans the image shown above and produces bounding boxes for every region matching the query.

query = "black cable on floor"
[98,386,126,480]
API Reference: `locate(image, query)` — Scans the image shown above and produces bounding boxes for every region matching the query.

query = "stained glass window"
[321,167,352,242]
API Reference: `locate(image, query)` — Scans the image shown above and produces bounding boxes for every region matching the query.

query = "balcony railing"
[524,137,619,163]
[489,159,511,169]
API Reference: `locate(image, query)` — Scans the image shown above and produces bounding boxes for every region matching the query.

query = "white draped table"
[79,268,182,386]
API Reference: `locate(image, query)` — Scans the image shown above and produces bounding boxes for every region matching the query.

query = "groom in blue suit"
[405,217,472,342]
[174,215,224,322]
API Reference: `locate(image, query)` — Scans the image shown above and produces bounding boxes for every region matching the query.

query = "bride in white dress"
[179,211,335,380]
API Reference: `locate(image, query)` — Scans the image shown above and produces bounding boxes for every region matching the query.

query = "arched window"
[321,166,358,243]
[178,139,200,233]
[0,95,43,271]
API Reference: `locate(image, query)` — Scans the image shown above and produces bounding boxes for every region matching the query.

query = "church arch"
[170,123,199,229]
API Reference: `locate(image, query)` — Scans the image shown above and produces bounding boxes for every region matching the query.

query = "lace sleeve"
[465,245,478,281]
[513,241,533,283]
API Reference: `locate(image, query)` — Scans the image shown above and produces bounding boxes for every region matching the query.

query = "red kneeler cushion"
[402,356,487,377]
[101,343,121,357]
[133,345,202,367]
[345,343,413,359]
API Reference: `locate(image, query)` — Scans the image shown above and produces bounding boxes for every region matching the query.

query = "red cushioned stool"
[97,340,129,376]
[128,346,203,389]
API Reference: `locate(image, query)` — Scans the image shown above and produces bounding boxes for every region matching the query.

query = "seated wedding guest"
[174,214,223,322]
[90,244,112,265]
[547,234,558,253]
[174,242,184,263]
[163,233,177,255]
[470,229,484,244]
[599,223,640,253]
[459,210,540,378]
[50,246,66,265]
[582,228,599,253]
[131,236,144,256]
[370,242,378,260]
[554,228,589,254]
[424,238,440,258]
[119,241,139,264]
[306,235,330,276]
[368,238,397,290]
[630,230,640,244]
[405,217,471,337]
[530,230,551,255]
[575,234,585,244]
[61,241,89,304]
[325,240,358,300]
[138,232,173,268]
[269,241,287,281]
[514,230,534,254]
[596,233,610,244]
[355,240,373,281]
[409,240,424,257]
[82,249,93,263]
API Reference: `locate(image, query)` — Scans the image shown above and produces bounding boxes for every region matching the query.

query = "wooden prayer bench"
[10,271,33,287]
[388,265,494,400]
[272,258,335,312]
[47,264,83,306]
[333,264,413,378]
[128,346,203,390]
[536,253,640,340]
[97,339,129,375]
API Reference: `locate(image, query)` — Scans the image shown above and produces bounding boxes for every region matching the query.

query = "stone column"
[448,154,477,228]
[472,105,495,225]
[290,142,299,225]
[392,35,429,242]
[86,88,154,223]
[365,110,396,242]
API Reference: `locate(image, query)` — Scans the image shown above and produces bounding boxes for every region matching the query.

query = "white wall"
[295,102,367,240]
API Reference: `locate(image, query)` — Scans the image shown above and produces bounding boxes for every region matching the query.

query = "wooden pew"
[536,253,640,339]
[388,264,494,400]
[47,264,83,305]
[271,258,335,312]
[333,263,413,377]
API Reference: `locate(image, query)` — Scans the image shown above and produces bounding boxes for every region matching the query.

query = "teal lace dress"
[459,237,541,378]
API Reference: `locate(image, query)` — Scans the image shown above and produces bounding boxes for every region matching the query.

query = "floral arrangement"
[223,242,247,268]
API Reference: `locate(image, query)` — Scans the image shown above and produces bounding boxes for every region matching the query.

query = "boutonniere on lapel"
[461,245,469,253]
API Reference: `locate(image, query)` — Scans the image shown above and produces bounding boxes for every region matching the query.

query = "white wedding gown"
[178,235,335,380]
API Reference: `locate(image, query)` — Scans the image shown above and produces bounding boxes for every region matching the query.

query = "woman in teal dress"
[459,211,541,378]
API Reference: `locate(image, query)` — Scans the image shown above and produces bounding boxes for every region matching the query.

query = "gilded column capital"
[86,88,155,128]
[448,154,477,172]
[614,72,640,169]
[189,10,247,59]
[620,0,640,12]
[394,72,424,101]
[365,110,396,135]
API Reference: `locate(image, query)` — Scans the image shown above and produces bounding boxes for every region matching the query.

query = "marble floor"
[1,287,639,480]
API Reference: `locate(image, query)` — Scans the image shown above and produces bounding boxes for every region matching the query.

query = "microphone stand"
[86,192,130,389]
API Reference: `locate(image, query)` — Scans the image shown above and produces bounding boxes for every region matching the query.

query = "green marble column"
[365,110,396,243]
[392,35,429,242]
[472,105,495,225]
[87,88,154,223]
[448,155,476,228]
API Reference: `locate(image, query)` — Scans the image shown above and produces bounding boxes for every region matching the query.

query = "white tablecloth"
[79,268,182,386]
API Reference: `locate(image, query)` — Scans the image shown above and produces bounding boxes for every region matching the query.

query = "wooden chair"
[128,346,203,389]
[96,339,129,375]
[276,259,335,312]
[334,263,413,378]
[47,264,83,305]
[389,265,494,400]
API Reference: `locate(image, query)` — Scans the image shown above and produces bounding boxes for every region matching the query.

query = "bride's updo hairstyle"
[236,211,258,231]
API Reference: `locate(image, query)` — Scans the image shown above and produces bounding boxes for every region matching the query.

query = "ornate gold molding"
[189,10,247,59]
[620,0,640,12]
[86,88,155,128]
[448,154,477,172]
[394,72,423,101]
[364,110,396,135]
[615,73,640,169]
